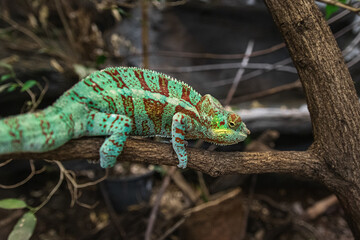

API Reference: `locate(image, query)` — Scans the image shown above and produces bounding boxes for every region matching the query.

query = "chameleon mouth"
[204,131,248,145]
[212,129,233,134]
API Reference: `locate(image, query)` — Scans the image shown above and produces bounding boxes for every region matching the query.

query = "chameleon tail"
[0,106,75,154]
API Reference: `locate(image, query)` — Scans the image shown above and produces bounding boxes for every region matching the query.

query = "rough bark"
[264,0,360,237]
[0,137,322,179]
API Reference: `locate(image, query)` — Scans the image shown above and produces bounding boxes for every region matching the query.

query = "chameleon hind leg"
[172,112,194,169]
[86,111,132,168]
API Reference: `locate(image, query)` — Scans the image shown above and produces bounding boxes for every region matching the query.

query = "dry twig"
[224,40,254,106]
[304,194,339,220]
[0,210,24,228]
[0,160,45,189]
[317,0,360,13]
[99,182,126,238]
[141,0,150,68]
[0,159,13,167]
[49,160,108,207]
[0,14,46,48]
[54,0,77,53]
[170,169,198,204]
[33,160,65,212]
[145,166,176,240]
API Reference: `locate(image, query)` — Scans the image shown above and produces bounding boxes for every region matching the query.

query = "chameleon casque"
[0,67,250,168]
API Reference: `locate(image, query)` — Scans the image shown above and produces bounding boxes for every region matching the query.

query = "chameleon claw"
[177,162,187,169]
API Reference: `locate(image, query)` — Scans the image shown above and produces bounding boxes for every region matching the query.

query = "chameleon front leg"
[86,111,132,168]
[172,112,194,169]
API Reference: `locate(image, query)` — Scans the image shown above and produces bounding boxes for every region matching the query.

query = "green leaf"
[0,83,11,93]
[117,7,128,16]
[0,199,27,209]
[96,55,107,66]
[153,165,166,176]
[8,211,37,240]
[1,74,13,82]
[325,0,347,19]
[244,136,252,145]
[20,80,37,92]
[325,4,339,19]
[7,83,19,92]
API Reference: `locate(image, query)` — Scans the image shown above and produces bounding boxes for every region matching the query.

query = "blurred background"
[0,0,359,239]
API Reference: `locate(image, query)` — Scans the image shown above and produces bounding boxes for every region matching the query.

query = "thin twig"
[223,12,359,103]
[347,53,360,68]
[0,210,24,228]
[76,199,99,209]
[199,12,356,90]
[304,194,338,220]
[29,78,49,112]
[52,159,108,188]
[33,160,64,213]
[229,79,302,103]
[170,169,198,204]
[328,1,360,24]
[196,171,210,201]
[14,79,37,112]
[0,159,13,167]
[157,217,186,240]
[0,14,46,48]
[153,62,296,73]
[149,43,285,60]
[44,159,108,207]
[225,40,254,106]
[145,166,176,240]
[209,58,294,88]
[0,160,38,189]
[141,0,150,68]
[152,0,188,9]
[317,0,360,13]
[54,0,77,52]
[130,3,358,62]
[100,182,127,239]
[342,31,360,57]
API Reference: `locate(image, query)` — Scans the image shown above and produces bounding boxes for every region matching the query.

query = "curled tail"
[0,106,76,154]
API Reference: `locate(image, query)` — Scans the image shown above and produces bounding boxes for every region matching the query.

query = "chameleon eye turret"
[0,67,250,169]
[228,121,236,128]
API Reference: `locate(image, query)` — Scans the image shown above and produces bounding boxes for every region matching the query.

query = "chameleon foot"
[85,111,132,168]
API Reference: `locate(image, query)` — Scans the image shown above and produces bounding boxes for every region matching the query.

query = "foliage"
[325,0,348,19]
[0,62,46,113]
[8,212,37,240]
[0,199,36,240]
[0,198,28,209]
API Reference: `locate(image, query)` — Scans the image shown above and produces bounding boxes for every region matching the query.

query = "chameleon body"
[0,67,250,168]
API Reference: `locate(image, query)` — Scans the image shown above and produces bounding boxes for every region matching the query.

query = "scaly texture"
[0,67,250,168]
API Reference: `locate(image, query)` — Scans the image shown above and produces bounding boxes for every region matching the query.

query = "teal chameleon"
[0,67,250,168]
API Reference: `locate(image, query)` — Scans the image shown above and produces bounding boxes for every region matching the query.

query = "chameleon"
[0,67,250,168]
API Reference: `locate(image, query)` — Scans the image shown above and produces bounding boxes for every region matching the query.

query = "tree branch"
[0,137,322,178]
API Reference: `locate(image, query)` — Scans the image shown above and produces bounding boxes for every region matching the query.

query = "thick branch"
[264,0,360,237]
[264,0,360,173]
[0,137,321,178]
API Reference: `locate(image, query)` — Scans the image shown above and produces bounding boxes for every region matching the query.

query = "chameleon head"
[206,111,250,145]
[197,94,250,145]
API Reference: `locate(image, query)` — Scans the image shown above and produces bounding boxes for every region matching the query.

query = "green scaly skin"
[0,67,250,168]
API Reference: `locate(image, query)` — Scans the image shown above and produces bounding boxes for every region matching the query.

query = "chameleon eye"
[228,121,236,129]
